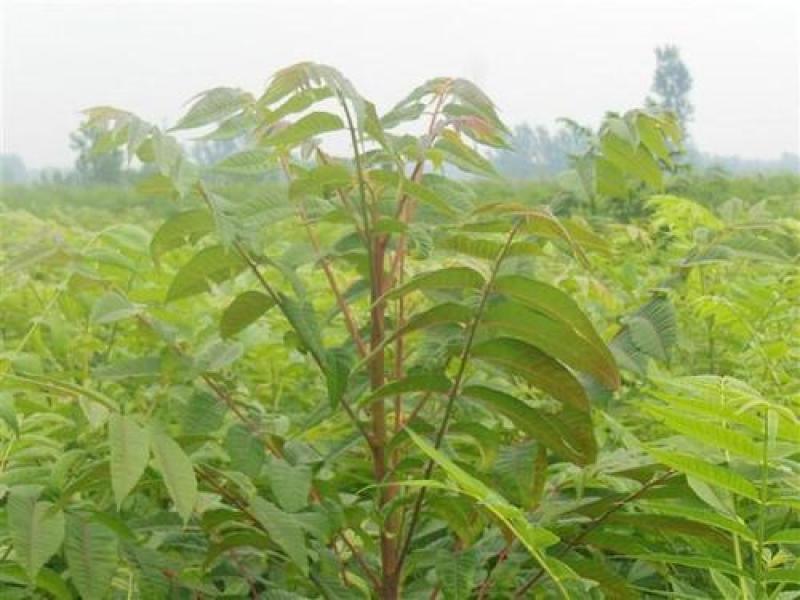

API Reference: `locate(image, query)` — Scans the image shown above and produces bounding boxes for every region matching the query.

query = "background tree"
[493,122,588,178]
[0,154,28,184]
[647,44,694,135]
[69,121,125,184]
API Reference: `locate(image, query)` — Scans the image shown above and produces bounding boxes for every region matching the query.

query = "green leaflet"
[263,111,344,148]
[7,488,65,579]
[109,414,150,507]
[268,459,312,513]
[643,403,762,461]
[220,291,276,338]
[212,149,273,174]
[471,337,589,412]
[172,87,251,130]
[224,424,265,479]
[150,209,214,262]
[385,266,486,301]
[493,274,612,360]
[149,429,198,523]
[463,385,596,465]
[402,302,472,334]
[364,373,452,405]
[436,548,479,600]
[250,497,308,575]
[434,130,497,177]
[166,245,246,302]
[640,499,756,541]
[406,430,569,597]
[647,449,759,500]
[481,300,618,389]
[64,514,118,600]
[89,292,139,326]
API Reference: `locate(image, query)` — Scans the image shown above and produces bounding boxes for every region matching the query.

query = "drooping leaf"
[7,488,65,579]
[263,112,344,148]
[220,291,276,338]
[150,429,198,523]
[269,460,312,513]
[385,266,485,301]
[647,449,759,500]
[173,87,251,130]
[166,245,246,302]
[64,514,118,600]
[482,300,618,389]
[109,414,150,507]
[472,338,589,412]
[366,373,452,404]
[224,425,264,478]
[150,209,214,262]
[437,548,479,600]
[90,292,139,326]
[212,149,273,174]
[250,497,308,574]
[463,385,596,465]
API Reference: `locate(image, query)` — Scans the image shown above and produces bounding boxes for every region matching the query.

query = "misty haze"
[0,1,799,599]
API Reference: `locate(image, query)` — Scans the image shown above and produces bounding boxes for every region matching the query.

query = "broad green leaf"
[437,548,479,600]
[403,302,472,334]
[263,112,344,148]
[224,425,264,478]
[434,130,496,177]
[640,500,756,541]
[109,414,150,507]
[90,292,139,326]
[250,497,308,574]
[173,87,250,130]
[765,569,800,583]
[181,392,225,436]
[194,340,243,372]
[601,132,662,189]
[269,459,312,513]
[463,385,596,465]
[323,348,352,409]
[564,556,639,600]
[643,404,762,461]
[150,209,214,262]
[406,430,567,596]
[767,529,800,544]
[472,338,589,412]
[628,553,742,576]
[365,373,452,404]
[7,488,65,579]
[220,291,276,338]
[493,274,611,358]
[212,149,273,174]
[94,356,161,381]
[166,245,246,302]
[647,449,759,500]
[279,292,326,363]
[64,514,118,600]
[385,266,485,301]
[150,429,198,523]
[482,300,618,389]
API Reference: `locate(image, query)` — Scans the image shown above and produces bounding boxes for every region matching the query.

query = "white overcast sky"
[1,0,798,169]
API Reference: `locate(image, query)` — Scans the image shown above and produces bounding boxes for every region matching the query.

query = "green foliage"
[0,62,798,599]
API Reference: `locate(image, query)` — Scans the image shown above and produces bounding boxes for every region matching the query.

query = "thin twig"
[513,469,677,597]
[396,218,524,573]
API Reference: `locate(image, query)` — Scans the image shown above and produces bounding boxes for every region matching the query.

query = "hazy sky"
[2,0,798,169]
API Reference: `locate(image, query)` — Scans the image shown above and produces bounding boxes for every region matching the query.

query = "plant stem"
[396,218,524,575]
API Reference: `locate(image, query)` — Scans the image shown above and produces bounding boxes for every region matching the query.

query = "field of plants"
[1,63,799,599]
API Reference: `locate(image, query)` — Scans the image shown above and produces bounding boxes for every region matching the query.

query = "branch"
[396,218,524,573]
[513,469,677,597]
